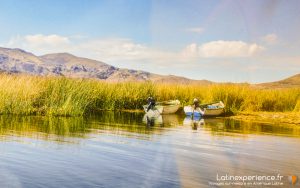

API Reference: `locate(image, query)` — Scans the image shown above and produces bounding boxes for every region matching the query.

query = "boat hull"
[203,101,225,116]
[203,108,224,116]
[143,100,180,115]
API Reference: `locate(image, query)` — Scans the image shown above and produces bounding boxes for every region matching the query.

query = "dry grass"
[0,74,299,116]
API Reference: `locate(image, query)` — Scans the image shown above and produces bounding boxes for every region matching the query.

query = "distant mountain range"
[256,74,300,88]
[0,47,211,85]
[0,47,299,88]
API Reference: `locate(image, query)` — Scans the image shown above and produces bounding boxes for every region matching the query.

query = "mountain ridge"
[256,74,300,88]
[0,47,212,84]
[0,47,299,87]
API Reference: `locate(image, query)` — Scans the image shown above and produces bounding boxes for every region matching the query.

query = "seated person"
[193,98,200,109]
[147,97,156,111]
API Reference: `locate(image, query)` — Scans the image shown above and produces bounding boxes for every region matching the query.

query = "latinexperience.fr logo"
[209,173,298,186]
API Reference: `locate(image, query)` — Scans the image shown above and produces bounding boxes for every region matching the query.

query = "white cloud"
[4,34,264,65]
[181,43,198,58]
[181,41,264,58]
[25,34,70,46]
[4,34,179,64]
[198,40,264,58]
[6,35,150,60]
[186,27,204,34]
[7,34,71,54]
[76,38,148,61]
[262,34,278,45]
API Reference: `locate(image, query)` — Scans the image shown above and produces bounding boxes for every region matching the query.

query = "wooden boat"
[184,101,225,117]
[143,100,180,115]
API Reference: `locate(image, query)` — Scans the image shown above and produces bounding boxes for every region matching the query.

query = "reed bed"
[0,74,299,116]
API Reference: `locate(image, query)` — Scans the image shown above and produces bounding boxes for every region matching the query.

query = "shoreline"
[228,111,300,125]
[0,108,299,126]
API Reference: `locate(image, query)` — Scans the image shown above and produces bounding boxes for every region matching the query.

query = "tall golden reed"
[0,74,298,116]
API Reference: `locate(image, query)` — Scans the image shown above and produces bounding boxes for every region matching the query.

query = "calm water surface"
[0,112,299,188]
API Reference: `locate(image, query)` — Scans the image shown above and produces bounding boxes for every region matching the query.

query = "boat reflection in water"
[143,114,181,127]
[183,116,205,130]
[143,114,162,127]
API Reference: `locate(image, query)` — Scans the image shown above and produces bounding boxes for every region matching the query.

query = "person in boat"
[147,97,156,112]
[193,98,200,110]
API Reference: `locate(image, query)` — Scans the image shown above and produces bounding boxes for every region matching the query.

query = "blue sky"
[0,0,299,83]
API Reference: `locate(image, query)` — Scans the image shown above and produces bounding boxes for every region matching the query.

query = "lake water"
[0,112,299,188]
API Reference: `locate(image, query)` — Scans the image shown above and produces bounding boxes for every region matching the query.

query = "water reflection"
[144,114,300,137]
[0,112,300,187]
[0,112,183,143]
[0,115,88,142]
[143,114,180,127]
[183,116,205,130]
[143,114,162,127]
[0,112,299,143]
[203,118,300,137]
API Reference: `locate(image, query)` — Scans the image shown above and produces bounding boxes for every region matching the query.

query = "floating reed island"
[0,74,299,116]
